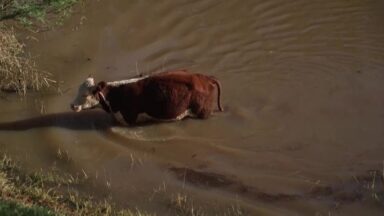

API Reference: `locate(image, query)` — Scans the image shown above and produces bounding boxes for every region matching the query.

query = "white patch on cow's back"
[107,75,149,87]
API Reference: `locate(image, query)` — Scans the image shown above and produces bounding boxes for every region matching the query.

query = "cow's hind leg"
[191,93,214,119]
[190,102,212,119]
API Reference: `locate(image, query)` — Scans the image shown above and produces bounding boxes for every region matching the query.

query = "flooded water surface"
[1,0,384,215]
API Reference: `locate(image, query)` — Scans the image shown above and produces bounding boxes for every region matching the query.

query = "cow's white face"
[70,77,100,112]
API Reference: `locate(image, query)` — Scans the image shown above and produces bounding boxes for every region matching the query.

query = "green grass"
[0,200,54,216]
[0,154,152,216]
[0,152,249,216]
[0,0,81,27]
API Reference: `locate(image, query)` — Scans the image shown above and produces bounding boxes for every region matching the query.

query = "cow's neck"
[97,91,113,113]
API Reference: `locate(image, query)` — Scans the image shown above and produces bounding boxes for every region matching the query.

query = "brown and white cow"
[71,70,223,124]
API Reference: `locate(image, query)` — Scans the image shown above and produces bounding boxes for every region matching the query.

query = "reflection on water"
[1,0,384,215]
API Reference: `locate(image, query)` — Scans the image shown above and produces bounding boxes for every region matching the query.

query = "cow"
[70,70,223,124]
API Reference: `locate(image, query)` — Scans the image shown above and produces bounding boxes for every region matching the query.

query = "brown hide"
[94,70,223,124]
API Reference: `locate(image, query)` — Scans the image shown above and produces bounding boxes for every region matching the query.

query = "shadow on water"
[0,110,118,131]
[0,110,180,131]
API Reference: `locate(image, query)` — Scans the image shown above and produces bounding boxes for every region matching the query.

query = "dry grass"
[0,25,56,95]
[168,193,246,216]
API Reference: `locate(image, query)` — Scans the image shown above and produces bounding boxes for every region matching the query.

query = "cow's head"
[70,77,100,112]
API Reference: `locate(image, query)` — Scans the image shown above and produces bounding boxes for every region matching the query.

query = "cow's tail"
[210,76,224,112]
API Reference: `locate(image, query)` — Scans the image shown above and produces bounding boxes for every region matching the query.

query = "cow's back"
[151,71,215,93]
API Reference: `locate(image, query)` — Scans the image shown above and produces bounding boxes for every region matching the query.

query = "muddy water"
[1,0,384,215]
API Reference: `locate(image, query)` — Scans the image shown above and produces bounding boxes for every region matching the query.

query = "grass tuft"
[169,193,204,216]
[168,193,246,216]
[0,25,56,95]
[0,199,54,216]
[0,153,152,216]
[0,0,81,27]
